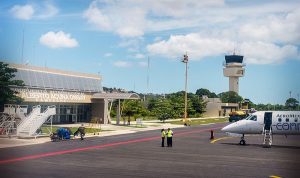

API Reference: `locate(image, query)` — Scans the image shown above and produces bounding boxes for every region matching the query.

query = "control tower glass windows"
[225,55,244,63]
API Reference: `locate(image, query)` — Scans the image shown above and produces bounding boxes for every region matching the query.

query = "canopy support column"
[116,99,121,125]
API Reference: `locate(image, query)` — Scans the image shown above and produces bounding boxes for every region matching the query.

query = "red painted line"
[0,126,223,165]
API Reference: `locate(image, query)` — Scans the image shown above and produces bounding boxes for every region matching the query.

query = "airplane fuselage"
[222,111,300,135]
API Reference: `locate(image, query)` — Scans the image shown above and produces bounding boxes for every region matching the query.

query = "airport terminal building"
[9,63,139,124]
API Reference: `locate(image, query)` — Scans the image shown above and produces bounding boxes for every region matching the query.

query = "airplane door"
[264,112,272,130]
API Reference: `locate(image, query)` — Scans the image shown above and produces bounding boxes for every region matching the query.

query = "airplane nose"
[221,125,230,132]
[221,123,236,132]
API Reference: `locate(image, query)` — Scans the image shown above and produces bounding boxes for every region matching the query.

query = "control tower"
[223,54,245,94]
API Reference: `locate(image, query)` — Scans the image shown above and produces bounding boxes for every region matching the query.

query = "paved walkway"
[0,120,185,148]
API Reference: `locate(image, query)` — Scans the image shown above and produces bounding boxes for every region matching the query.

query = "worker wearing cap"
[166,128,173,147]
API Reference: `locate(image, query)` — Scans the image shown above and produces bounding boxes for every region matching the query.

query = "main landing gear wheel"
[239,134,246,145]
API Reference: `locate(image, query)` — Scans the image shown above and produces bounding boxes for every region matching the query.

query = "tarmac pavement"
[0,122,299,178]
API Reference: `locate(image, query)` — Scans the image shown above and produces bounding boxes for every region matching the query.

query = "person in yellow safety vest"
[166,128,173,147]
[161,129,166,147]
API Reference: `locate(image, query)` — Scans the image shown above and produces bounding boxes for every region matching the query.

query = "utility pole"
[147,56,150,94]
[144,56,150,104]
[182,53,189,121]
[21,28,25,64]
[297,93,300,111]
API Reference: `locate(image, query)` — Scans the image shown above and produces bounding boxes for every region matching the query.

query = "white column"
[229,77,239,93]
[103,99,109,124]
[116,99,120,125]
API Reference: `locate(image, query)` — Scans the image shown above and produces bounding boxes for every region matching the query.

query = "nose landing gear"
[239,134,246,145]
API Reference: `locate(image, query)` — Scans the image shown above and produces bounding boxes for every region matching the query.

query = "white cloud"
[39,31,79,48]
[238,9,300,45]
[82,0,300,65]
[118,38,144,52]
[10,2,58,20]
[113,61,132,68]
[83,0,299,39]
[116,26,144,38]
[145,3,300,65]
[104,53,112,57]
[83,1,112,30]
[147,33,234,59]
[36,3,59,19]
[113,61,148,68]
[138,61,148,67]
[83,1,225,38]
[135,53,145,59]
[146,0,224,18]
[83,1,146,38]
[153,37,162,42]
[147,33,299,64]
[10,4,34,20]
[241,42,299,64]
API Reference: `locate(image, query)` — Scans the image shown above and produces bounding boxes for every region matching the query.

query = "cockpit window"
[246,115,257,121]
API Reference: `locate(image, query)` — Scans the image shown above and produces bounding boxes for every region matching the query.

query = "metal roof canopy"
[92,92,140,125]
[92,93,140,100]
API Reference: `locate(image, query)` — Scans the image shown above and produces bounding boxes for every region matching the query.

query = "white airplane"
[221,111,300,147]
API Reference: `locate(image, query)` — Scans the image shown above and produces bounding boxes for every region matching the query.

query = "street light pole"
[182,54,189,121]
[297,93,300,111]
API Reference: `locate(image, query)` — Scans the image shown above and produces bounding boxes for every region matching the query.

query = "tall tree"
[167,92,185,118]
[196,88,218,98]
[285,98,299,110]
[122,100,147,121]
[152,99,175,122]
[0,62,24,111]
[254,103,286,111]
[189,94,206,117]
[218,91,243,103]
[166,91,206,118]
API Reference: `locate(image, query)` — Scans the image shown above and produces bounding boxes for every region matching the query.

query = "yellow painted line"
[210,137,232,143]
[269,175,281,178]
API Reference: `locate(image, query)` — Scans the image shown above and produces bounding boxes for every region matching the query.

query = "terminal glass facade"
[24,103,91,124]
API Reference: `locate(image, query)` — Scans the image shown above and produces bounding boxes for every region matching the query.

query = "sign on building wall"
[13,88,92,103]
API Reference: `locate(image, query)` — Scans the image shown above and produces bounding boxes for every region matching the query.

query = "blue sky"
[0,0,300,104]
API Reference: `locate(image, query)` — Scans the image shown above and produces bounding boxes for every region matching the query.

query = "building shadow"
[221,142,300,150]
